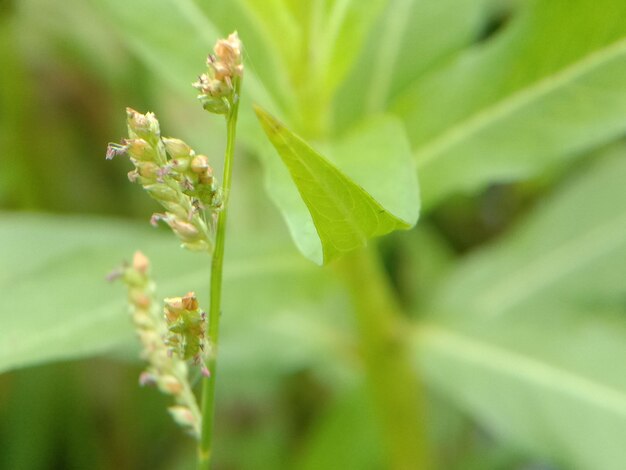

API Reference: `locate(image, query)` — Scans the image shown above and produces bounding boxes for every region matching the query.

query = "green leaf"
[416,147,626,468]
[383,0,493,103]
[234,0,302,84]
[398,0,626,208]
[334,0,492,132]
[433,146,626,319]
[315,0,387,96]
[94,0,219,94]
[417,309,626,470]
[254,106,419,264]
[0,213,342,374]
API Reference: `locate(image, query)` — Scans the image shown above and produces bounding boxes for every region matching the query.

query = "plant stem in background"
[197,77,241,469]
[337,246,431,470]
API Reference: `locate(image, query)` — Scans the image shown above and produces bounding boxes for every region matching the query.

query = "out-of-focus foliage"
[417,146,626,470]
[1,0,625,468]
[0,212,347,377]
[398,0,626,208]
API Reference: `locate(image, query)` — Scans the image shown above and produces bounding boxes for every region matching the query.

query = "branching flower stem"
[197,76,241,469]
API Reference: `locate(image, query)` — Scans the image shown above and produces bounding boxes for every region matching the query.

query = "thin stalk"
[197,78,241,469]
[336,245,431,470]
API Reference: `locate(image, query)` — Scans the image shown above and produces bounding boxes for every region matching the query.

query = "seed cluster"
[107,31,244,442]
[107,109,221,252]
[193,32,243,114]
[117,251,202,436]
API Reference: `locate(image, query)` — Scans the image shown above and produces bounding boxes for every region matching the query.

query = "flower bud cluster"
[107,109,222,252]
[193,31,243,114]
[117,251,202,437]
[163,291,209,375]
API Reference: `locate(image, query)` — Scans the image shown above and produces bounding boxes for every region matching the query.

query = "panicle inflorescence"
[107,31,244,448]
[106,109,222,252]
[193,32,243,114]
[115,251,205,437]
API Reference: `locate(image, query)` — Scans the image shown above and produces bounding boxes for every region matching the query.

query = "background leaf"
[432,145,626,319]
[333,0,493,133]
[416,146,626,469]
[0,213,345,376]
[398,0,626,208]
[255,106,419,264]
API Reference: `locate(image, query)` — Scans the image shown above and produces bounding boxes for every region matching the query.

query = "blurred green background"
[1,0,626,469]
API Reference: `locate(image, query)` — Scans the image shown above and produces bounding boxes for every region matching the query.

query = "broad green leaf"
[415,147,626,468]
[92,0,219,94]
[20,0,127,87]
[384,0,494,104]
[0,213,344,375]
[315,0,387,96]
[433,145,626,319]
[417,309,626,470]
[334,0,493,133]
[398,0,626,208]
[234,0,301,85]
[254,106,419,264]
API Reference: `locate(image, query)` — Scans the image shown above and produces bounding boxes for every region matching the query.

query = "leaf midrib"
[415,37,626,168]
[366,0,415,113]
[271,126,384,246]
[472,210,626,316]
[417,323,626,417]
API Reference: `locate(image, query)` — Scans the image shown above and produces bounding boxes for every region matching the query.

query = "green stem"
[336,246,431,470]
[197,78,241,469]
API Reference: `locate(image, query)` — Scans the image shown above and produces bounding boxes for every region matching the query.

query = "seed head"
[163,138,192,159]
[168,406,198,431]
[132,251,150,274]
[190,155,210,174]
[126,108,160,140]
[125,138,155,161]
[181,292,199,310]
[214,32,243,78]
[193,32,243,115]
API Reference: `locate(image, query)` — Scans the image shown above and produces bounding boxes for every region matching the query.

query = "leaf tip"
[253,104,282,135]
